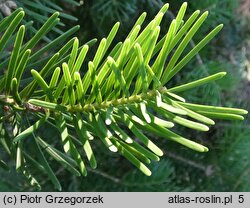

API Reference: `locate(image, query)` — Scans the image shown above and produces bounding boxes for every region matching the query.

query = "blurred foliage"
[205,123,250,191]
[65,160,193,192]
[0,0,80,42]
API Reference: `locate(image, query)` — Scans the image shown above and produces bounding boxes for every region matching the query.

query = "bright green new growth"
[0,3,248,190]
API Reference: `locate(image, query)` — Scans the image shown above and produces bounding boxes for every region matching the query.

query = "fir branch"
[0,2,248,190]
